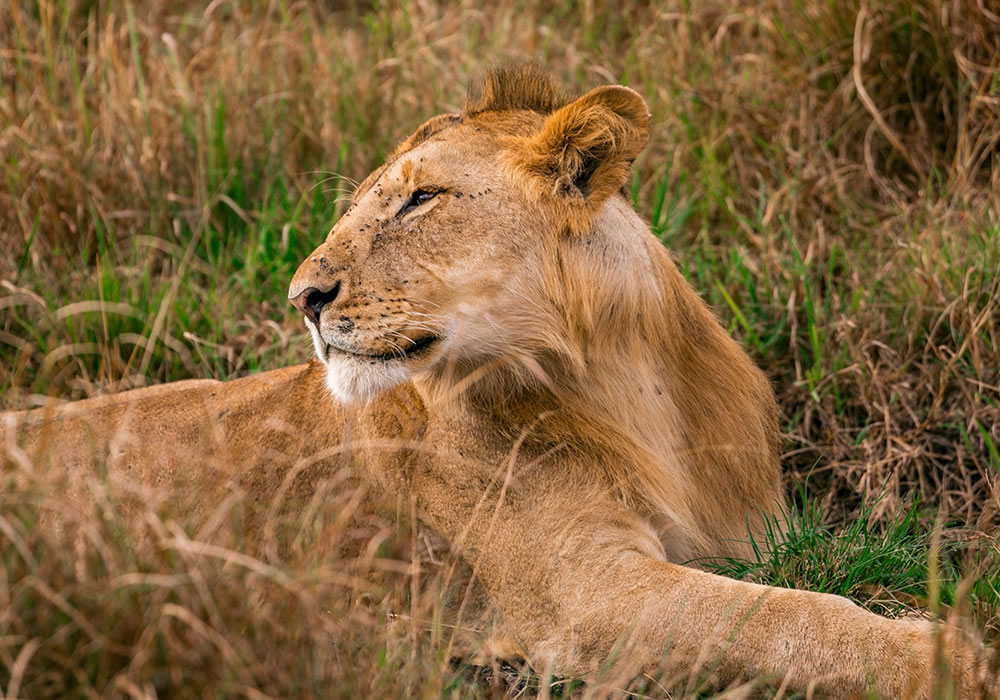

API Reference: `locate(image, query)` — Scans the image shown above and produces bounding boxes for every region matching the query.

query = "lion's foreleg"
[459,508,992,698]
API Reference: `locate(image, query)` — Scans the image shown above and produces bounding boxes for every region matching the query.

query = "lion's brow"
[351,115,463,204]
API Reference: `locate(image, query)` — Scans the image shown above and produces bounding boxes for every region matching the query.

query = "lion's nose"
[289,281,341,324]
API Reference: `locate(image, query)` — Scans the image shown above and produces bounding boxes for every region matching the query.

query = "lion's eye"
[398,189,439,217]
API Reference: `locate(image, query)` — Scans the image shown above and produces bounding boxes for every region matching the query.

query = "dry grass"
[0,448,478,698]
[2,0,999,696]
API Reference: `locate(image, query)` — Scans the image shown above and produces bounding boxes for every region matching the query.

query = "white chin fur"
[323,352,412,403]
[306,319,412,403]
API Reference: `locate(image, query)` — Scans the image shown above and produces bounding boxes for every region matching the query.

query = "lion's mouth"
[327,333,439,362]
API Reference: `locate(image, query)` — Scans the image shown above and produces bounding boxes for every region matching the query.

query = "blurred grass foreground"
[1,1,999,697]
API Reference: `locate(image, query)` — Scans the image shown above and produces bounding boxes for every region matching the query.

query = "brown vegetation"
[1,1,999,696]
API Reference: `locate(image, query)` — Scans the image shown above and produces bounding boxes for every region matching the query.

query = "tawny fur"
[4,67,995,698]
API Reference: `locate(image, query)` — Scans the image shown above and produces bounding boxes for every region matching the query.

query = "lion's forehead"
[338,139,511,241]
[350,121,476,205]
[349,109,546,210]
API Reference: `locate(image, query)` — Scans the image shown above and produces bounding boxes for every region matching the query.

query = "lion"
[5,66,996,698]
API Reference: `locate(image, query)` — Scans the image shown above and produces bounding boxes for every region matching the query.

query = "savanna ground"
[1,1,999,697]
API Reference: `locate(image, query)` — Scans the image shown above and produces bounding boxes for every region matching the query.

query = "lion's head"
[288,65,651,403]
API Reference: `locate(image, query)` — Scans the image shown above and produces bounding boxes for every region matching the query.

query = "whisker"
[380,337,407,359]
[404,297,443,310]
[398,321,442,333]
[405,311,447,320]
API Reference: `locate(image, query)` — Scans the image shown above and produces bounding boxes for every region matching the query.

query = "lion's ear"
[519,85,649,216]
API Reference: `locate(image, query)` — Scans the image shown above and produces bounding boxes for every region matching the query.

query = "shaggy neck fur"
[431,196,783,561]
